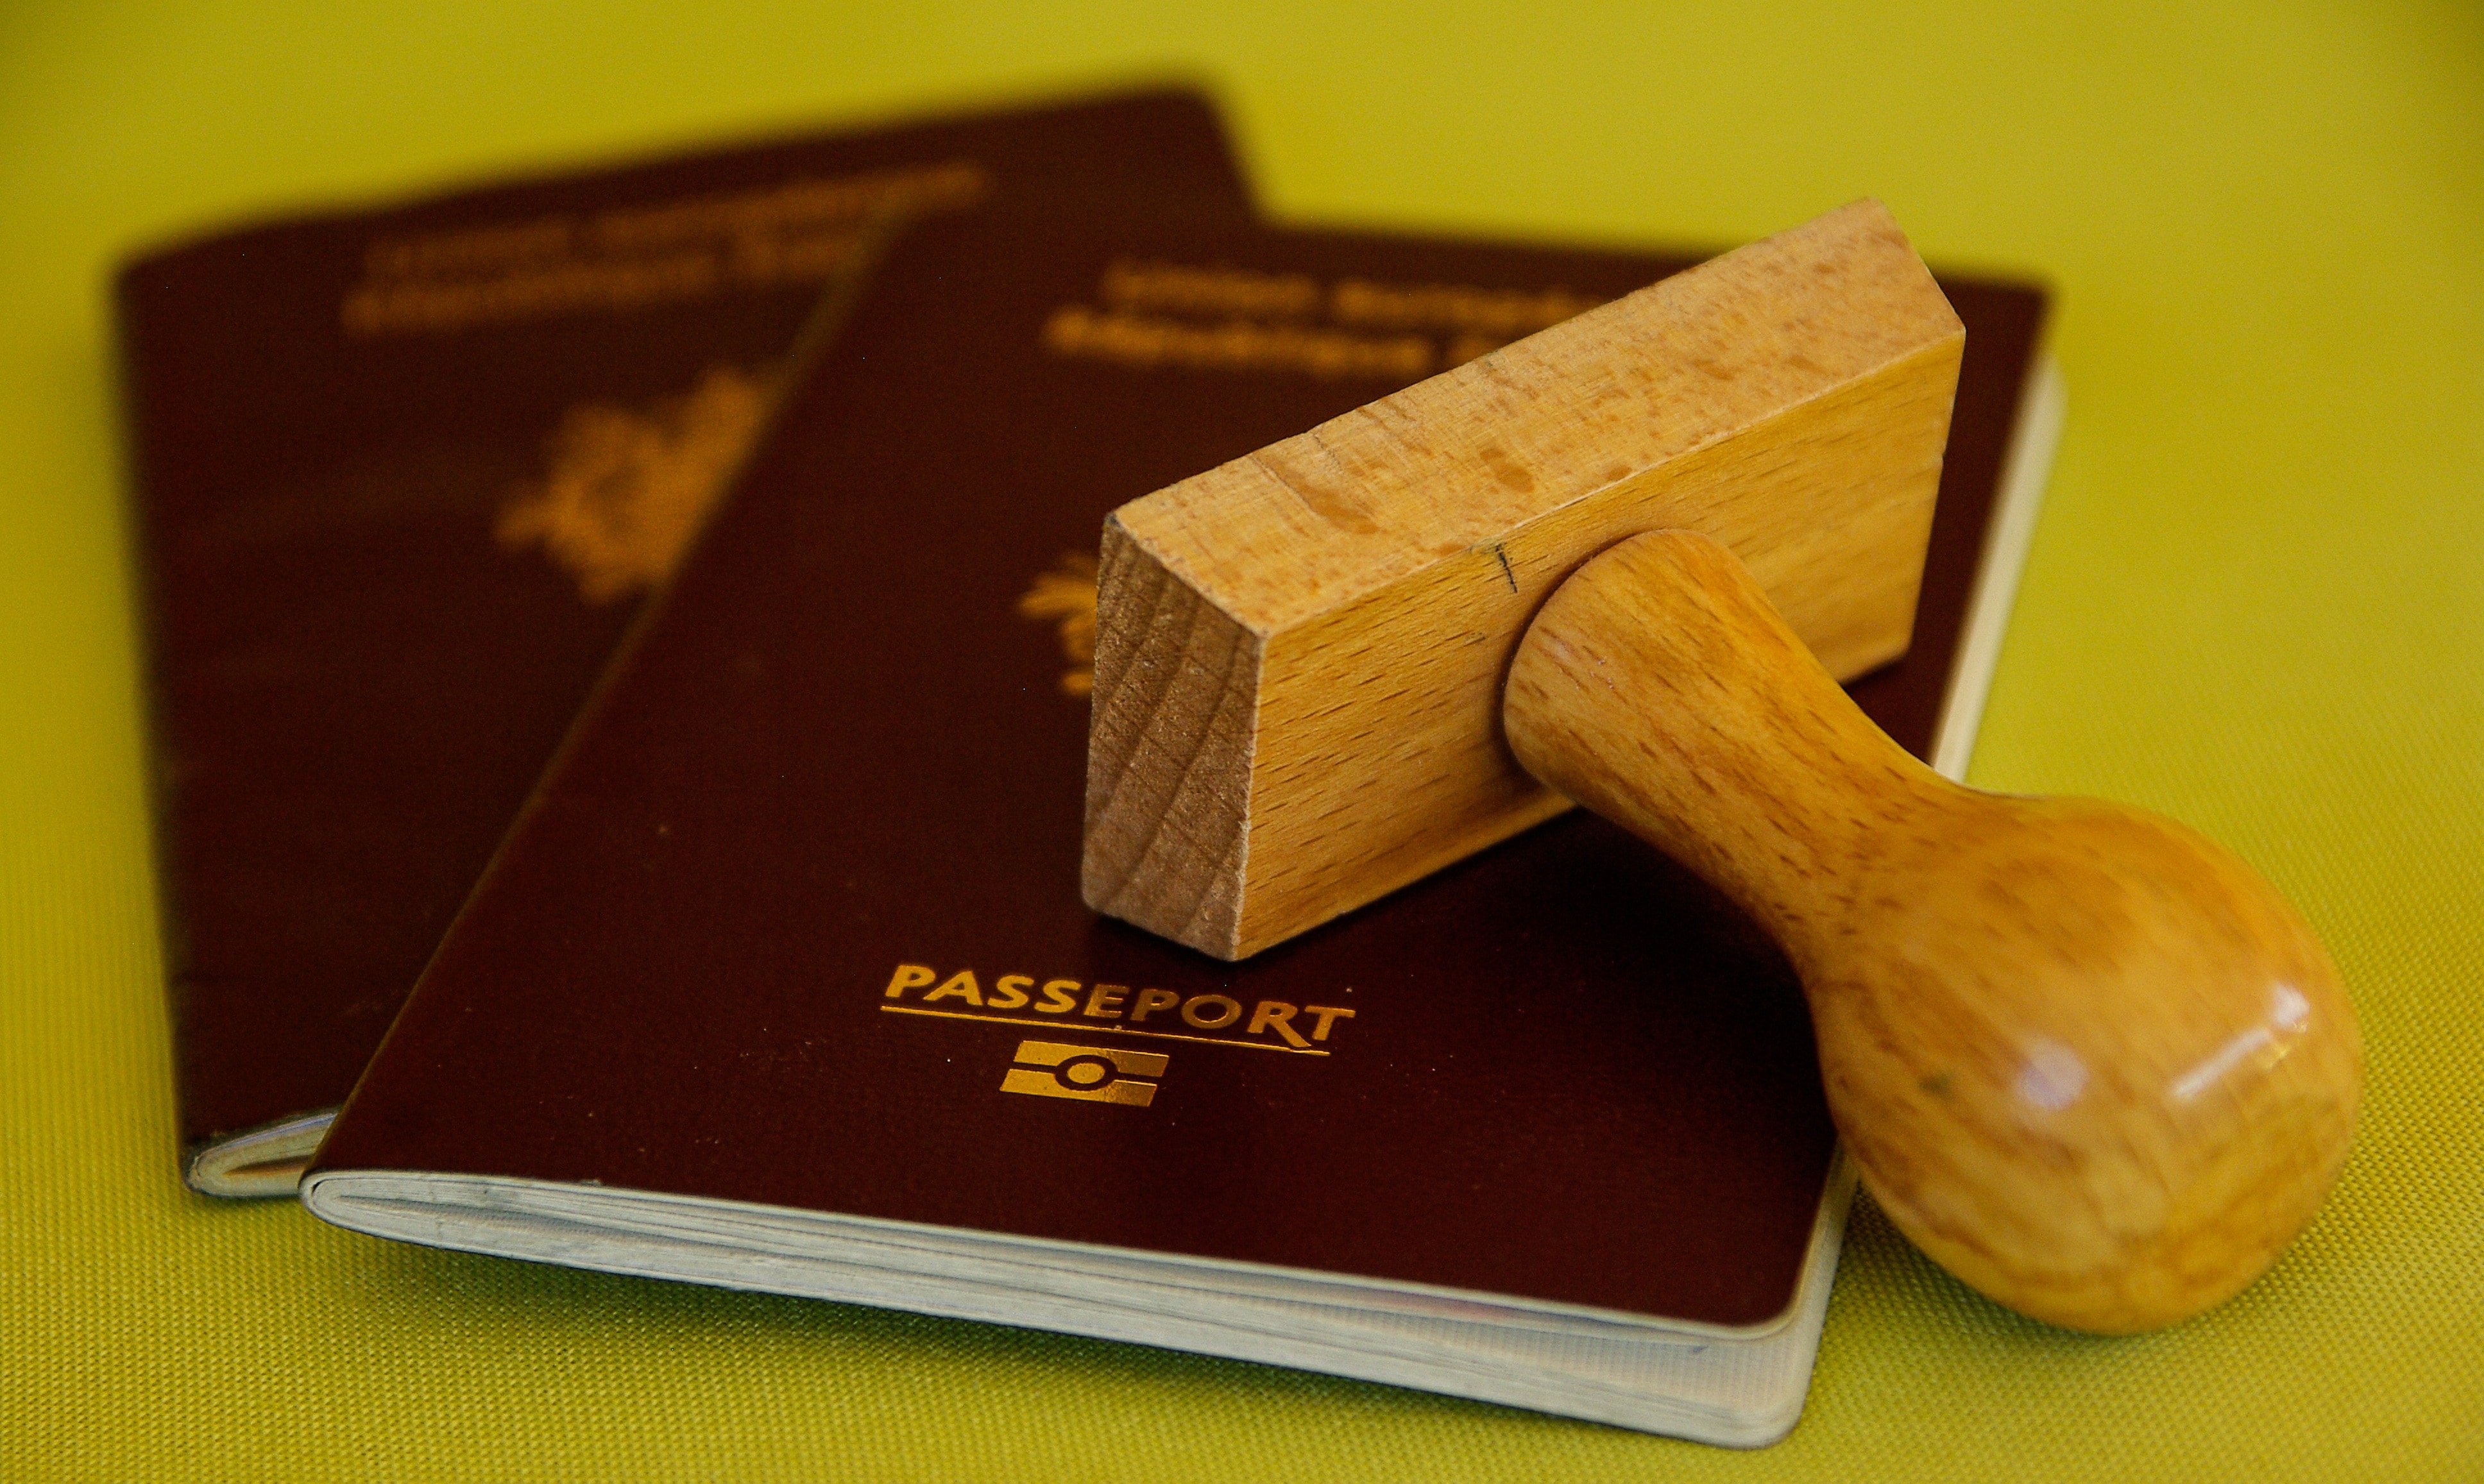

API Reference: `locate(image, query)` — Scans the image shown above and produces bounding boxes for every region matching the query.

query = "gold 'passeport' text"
[880,963,1354,1054]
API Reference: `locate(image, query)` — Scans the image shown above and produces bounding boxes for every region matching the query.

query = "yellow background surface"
[4,1,2479,1478]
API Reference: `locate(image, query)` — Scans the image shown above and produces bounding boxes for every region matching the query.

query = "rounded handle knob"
[1504,529,2361,1333]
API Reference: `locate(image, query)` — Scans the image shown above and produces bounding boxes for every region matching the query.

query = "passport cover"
[114,90,1252,1192]
[305,199,2050,1438]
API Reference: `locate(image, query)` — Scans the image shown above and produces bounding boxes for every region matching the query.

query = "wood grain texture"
[1085,201,1964,958]
[1506,531,2363,1332]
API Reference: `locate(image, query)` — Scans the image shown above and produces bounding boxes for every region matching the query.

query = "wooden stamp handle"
[1504,530,2362,1333]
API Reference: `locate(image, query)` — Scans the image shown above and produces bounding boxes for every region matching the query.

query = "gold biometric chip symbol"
[1000,1040,1167,1106]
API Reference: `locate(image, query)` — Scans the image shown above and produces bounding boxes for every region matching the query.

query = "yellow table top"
[4,1,2478,1478]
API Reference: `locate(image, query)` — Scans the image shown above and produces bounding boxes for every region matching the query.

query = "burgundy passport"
[115,90,1252,1193]
[303,199,2051,1442]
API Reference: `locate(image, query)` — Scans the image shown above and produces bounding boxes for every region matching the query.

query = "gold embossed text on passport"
[343,161,989,335]
[879,963,1354,1054]
[1040,259,1618,380]
[1000,1041,1167,1106]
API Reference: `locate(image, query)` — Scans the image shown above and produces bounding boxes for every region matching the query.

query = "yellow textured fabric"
[4,1,2479,1478]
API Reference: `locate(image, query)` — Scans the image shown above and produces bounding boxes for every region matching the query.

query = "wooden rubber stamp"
[1082,201,2361,1333]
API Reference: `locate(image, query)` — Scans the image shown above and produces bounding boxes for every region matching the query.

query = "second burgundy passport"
[117,90,1253,1187]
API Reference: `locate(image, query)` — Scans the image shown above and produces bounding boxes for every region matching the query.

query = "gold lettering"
[1041,305,1432,380]
[1327,278,1606,337]
[924,969,983,1006]
[883,964,937,999]
[880,966,1357,1050]
[343,163,989,336]
[1100,259,1320,319]
[1304,1005,1357,1041]
[342,253,722,335]
[1181,993,1243,1030]
[1247,1000,1312,1049]
[586,163,985,255]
